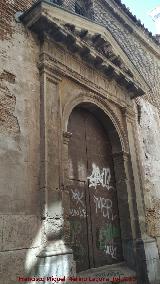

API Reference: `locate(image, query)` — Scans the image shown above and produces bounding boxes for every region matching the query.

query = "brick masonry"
[93,0,160,106]
[0,1,41,283]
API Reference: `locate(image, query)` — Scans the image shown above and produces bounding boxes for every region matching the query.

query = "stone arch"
[62,91,136,270]
[62,91,128,154]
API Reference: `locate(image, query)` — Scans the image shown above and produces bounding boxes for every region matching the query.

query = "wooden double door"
[68,107,123,272]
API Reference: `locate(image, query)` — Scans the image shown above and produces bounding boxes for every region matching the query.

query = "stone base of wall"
[78,262,137,284]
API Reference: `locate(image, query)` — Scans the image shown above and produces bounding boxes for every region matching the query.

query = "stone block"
[0,248,43,284]
[62,190,70,218]
[0,250,26,284]
[40,160,60,190]
[0,216,3,251]
[0,162,39,215]
[144,238,160,284]
[47,190,63,219]
[78,262,137,284]
[44,218,63,241]
[36,253,76,278]
[47,161,60,190]
[2,215,41,250]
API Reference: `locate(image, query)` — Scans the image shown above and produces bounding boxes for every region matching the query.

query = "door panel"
[68,181,90,272]
[85,111,123,267]
[68,109,87,181]
[68,109,90,272]
[68,107,123,272]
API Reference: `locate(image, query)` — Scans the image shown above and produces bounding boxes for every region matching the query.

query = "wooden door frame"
[67,107,123,271]
[62,95,138,271]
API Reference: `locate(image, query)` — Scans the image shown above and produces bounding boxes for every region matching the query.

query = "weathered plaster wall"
[0,13,42,283]
[136,99,160,239]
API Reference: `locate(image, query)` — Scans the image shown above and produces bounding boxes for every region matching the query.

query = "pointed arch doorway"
[67,106,123,272]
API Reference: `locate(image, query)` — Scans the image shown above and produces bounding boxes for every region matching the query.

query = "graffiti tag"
[93,195,116,220]
[71,189,84,207]
[88,164,114,190]
[105,244,117,259]
[70,207,86,218]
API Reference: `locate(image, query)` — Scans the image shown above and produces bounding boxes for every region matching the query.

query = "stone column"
[62,131,72,186]
[123,107,160,284]
[36,58,75,279]
[113,151,136,269]
[62,131,77,273]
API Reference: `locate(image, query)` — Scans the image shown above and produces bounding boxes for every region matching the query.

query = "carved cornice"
[21,0,146,98]
[38,51,123,108]
[64,23,133,77]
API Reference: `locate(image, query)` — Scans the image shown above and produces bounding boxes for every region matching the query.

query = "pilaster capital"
[63,131,72,145]
[38,55,62,83]
[121,106,136,123]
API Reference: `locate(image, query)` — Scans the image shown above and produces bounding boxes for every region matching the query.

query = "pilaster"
[122,107,160,284]
[113,151,136,269]
[36,57,75,278]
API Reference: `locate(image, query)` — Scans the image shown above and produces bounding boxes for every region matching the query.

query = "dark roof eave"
[19,0,160,48]
[20,0,146,98]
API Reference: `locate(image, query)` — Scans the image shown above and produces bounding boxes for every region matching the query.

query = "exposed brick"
[0,70,16,83]
[92,0,160,108]
[0,0,37,40]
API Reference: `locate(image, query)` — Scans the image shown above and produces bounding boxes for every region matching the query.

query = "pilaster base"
[28,243,76,282]
[136,236,160,284]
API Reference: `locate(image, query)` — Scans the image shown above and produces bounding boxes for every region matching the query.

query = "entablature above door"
[20,0,149,98]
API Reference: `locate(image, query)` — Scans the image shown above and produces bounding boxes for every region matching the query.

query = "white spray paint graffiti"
[105,244,117,259]
[70,189,86,218]
[93,195,116,220]
[87,164,114,190]
[70,208,86,218]
[71,189,84,207]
